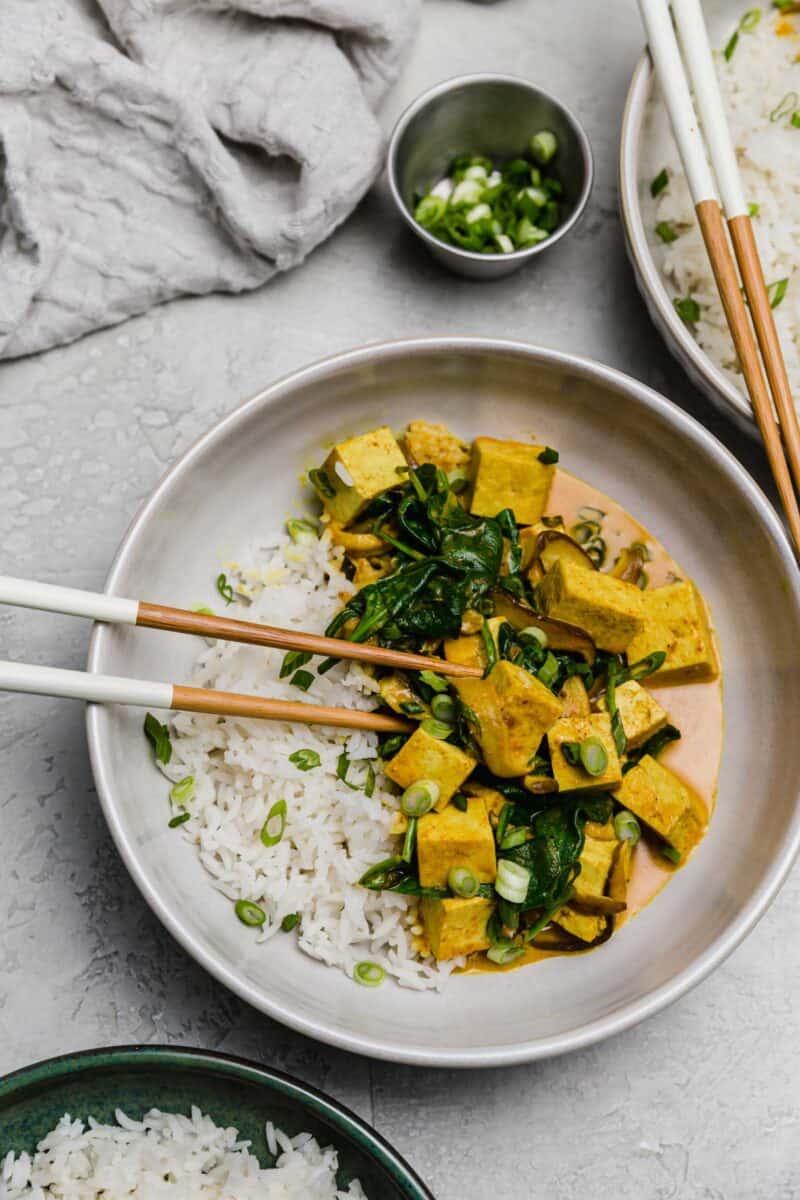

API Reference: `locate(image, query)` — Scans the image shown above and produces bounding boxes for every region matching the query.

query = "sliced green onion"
[466,202,492,225]
[309,467,336,498]
[792,112,800,128]
[291,669,314,692]
[662,844,682,865]
[494,233,514,254]
[337,750,360,790]
[561,740,582,767]
[364,762,376,798]
[192,605,215,616]
[723,29,739,59]
[280,649,312,679]
[674,296,701,324]
[216,573,235,605]
[770,91,797,122]
[421,717,455,740]
[235,900,266,927]
[418,669,449,693]
[585,537,607,567]
[495,859,531,905]
[447,469,470,495]
[748,202,761,218]
[571,519,599,544]
[626,651,667,681]
[144,712,172,765]
[169,775,195,804]
[579,737,608,776]
[354,960,385,987]
[168,812,191,828]
[448,865,480,898]
[400,700,425,715]
[530,129,558,164]
[401,779,440,817]
[516,219,549,248]
[451,179,484,208]
[537,446,559,464]
[486,941,525,966]
[431,693,456,723]
[520,625,549,649]
[261,798,288,847]
[537,651,559,689]
[480,619,498,676]
[281,912,300,932]
[740,7,762,29]
[464,164,488,181]
[650,167,669,197]
[614,810,641,845]
[578,505,606,522]
[289,748,320,771]
[414,194,447,228]
[500,827,529,851]
[401,816,418,863]
[452,793,468,812]
[655,220,678,243]
[767,278,789,308]
[287,517,318,544]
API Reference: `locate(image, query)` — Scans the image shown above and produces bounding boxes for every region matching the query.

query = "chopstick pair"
[0,576,482,733]
[639,0,800,555]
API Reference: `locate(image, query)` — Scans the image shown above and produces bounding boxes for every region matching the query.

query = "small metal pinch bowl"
[387,73,594,280]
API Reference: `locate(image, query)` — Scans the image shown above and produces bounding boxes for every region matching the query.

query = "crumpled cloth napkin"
[0,0,419,359]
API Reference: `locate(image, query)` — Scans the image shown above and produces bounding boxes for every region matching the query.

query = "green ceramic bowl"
[0,1045,433,1199]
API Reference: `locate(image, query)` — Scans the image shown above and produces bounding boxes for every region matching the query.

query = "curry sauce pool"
[153,420,721,985]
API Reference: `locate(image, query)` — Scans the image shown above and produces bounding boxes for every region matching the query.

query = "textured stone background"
[0,2,797,1197]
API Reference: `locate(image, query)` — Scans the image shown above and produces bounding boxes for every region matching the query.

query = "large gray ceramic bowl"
[620,1,758,434]
[387,74,593,280]
[87,338,800,1067]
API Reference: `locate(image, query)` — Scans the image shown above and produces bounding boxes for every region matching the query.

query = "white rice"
[159,527,460,990]
[653,10,800,400]
[0,1108,367,1199]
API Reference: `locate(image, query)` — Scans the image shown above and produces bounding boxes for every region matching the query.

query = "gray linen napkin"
[0,0,419,359]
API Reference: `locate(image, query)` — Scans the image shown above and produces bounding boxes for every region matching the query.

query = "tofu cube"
[599,680,668,749]
[625,581,719,683]
[417,796,496,888]
[384,726,476,811]
[403,421,471,473]
[548,713,622,793]
[616,755,707,856]
[554,832,617,943]
[463,781,507,823]
[536,558,645,653]
[311,426,407,524]
[470,437,555,525]
[452,660,563,778]
[420,896,494,960]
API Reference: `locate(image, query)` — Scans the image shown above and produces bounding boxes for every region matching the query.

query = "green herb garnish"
[144,712,172,764]
[650,167,669,197]
[655,220,678,243]
[767,278,789,308]
[289,748,320,771]
[537,446,559,464]
[261,798,288,846]
[168,812,191,828]
[216,573,235,605]
[281,912,300,932]
[290,669,314,691]
[235,900,266,927]
[674,296,701,324]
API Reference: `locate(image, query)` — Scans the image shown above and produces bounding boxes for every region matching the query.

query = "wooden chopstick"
[0,576,483,680]
[672,0,800,501]
[639,0,800,556]
[0,660,414,734]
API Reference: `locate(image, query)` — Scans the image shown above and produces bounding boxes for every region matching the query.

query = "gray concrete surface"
[1,2,797,1196]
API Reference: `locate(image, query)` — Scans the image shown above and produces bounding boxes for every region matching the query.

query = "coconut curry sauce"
[308,422,722,976]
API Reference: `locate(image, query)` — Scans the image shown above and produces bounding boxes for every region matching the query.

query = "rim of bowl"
[0,1044,434,1198]
[87,336,800,1068]
[387,72,595,265]
[619,52,753,426]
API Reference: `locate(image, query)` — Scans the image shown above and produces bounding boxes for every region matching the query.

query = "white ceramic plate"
[620,0,759,434]
[88,338,800,1067]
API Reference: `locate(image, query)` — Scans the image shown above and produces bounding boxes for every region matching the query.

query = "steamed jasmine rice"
[158,527,459,991]
[0,1108,367,1199]
[653,8,800,399]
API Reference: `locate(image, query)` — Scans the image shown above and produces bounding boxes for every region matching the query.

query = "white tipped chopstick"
[639,0,800,555]
[0,575,481,679]
[0,660,413,734]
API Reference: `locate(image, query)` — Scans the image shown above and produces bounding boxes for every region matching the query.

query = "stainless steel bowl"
[387,74,594,280]
[619,5,756,435]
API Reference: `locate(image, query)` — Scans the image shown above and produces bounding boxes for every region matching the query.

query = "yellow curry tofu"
[403,421,471,473]
[548,713,622,793]
[384,726,475,811]
[312,426,407,524]
[599,680,668,749]
[625,580,719,683]
[554,833,618,943]
[469,437,555,525]
[420,895,494,960]
[417,796,496,888]
[536,558,645,652]
[616,755,706,856]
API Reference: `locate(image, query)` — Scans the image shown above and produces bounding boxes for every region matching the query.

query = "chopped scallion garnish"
[287,517,318,544]
[420,717,455,740]
[662,844,682,865]
[650,168,669,198]
[353,960,385,987]
[235,899,266,927]
[530,129,558,165]
[655,220,678,243]
[614,810,641,845]
[289,748,320,771]
[281,912,300,932]
[748,202,760,218]
[723,29,739,60]
[767,278,789,308]
[674,296,701,324]
[418,669,449,693]
[261,798,288,847]
[579,737,608,776]
[144,712,172,764]
[495,859,530,905]
[169,775,195,804]
[770,91,798,122]
[448,865,480,898]
[431,693,456,723]
[364,762,376,798]
[216,573,235,605]
[291,669,314,691]
[400,779,440,817]
[168,812,191,828]
[537,446,559,464]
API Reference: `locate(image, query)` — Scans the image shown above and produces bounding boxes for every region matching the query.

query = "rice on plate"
[0,1108,366,1199]
[651,6,800,400]
[155,527,460,992]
